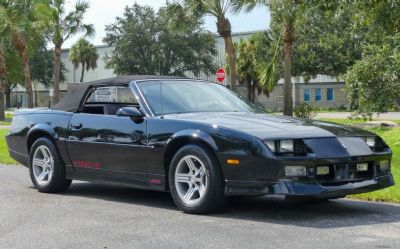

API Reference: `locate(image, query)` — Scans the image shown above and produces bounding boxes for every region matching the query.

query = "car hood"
[163,112,373,140]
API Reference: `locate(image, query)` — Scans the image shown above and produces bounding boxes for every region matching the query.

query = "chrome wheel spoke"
[37,170,48,182]
[183,186,196,202]
[40,147,50,160]
[33,159,46,169]
[176,173,192,184]
[185,157,196,172]
[197,168,205,178]
[198,184,206,197]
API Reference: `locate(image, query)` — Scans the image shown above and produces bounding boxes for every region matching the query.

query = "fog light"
[380,160,390,172]
[316,166,330,175]
[285,166,306,177]
[357,163,369,172]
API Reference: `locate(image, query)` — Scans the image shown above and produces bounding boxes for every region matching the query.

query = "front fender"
[166,129,218,152]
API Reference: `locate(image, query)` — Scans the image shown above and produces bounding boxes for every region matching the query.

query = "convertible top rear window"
[138,80,264,115]
[86,86,138,104]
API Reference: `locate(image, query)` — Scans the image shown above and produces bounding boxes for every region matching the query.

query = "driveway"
[1,165,399,249]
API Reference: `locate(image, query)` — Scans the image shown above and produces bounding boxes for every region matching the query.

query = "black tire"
[169,144,226,214]
[29,137,72,193]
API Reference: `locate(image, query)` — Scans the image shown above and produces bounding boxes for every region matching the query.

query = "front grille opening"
[315,165,335,181]
[316,162,373,182]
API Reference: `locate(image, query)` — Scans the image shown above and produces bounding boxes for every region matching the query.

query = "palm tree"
[167,0,239,91]
[236,32,274,102]
[49,0,94,103]
[235,0,302,116]
[0,41,5,120]
[69,39,98,83]
[0,0,51,108]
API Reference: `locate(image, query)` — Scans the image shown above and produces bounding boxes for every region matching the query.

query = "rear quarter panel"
[6,110,72,167]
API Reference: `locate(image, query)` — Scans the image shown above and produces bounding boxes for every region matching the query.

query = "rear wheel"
[169,144,226,214]
[29,137,71,193]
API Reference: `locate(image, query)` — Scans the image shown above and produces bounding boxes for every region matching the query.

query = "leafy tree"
[235,32,274,102]
[69,39,98,82]
[339,1,400,115]
[291,3,364,78]
[31,40,66,88]
[103,4,217,77]
[345,40,400,118]
[3,42,22,108]
[49,0,94,103]
[167,0,239,90]
[0,0,51,108]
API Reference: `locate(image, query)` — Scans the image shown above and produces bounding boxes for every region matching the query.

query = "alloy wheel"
[32,145,54,186]
[174,155,208,205]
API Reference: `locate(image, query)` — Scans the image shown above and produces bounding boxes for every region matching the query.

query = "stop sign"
[216,67,225,83]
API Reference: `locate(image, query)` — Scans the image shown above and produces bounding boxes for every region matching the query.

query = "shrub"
[294,103,317,119]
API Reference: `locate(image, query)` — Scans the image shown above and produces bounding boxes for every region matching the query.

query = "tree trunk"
[14,34,33,108]
[0,79,5,121]
[53,45,62,104]
[5,92,11,108]
[283,21,294,116]
[80,62,85,82]
[217,17,237,91]
[224,36,238,91]
[0,42,5,120]
[251,81,257,103]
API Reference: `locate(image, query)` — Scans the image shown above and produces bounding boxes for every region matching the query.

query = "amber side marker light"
[227,159,240,165]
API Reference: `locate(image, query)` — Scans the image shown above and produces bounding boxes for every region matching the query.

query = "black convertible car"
[6,76,394,213]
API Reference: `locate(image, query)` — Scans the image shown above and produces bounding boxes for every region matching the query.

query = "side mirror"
[116,107,143,119]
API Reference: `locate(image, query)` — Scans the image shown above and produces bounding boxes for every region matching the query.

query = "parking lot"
[1,165,399,249]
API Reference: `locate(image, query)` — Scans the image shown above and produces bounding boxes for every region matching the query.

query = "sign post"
[49,89,54,108]
[216,67,226,86]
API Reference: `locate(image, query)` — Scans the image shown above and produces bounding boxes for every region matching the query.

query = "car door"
[66,85,147,183]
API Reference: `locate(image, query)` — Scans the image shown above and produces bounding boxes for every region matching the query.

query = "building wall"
[254,82,348,111]
[297,83,348,109]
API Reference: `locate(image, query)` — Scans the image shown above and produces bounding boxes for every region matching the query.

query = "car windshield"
[137,80,265,115]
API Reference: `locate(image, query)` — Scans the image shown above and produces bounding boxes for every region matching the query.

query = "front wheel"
[29,137,72,193]
[169,144,226,214]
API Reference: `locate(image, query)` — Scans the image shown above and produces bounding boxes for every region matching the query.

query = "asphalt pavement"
[1,164,399,249]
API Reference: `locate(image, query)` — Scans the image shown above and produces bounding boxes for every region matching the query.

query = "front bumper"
[225,173,394,197]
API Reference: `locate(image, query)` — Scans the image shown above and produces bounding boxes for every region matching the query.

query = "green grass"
[0,121,11,126]
[318,118,400,203]
[1,112,13,126]
[0,129,16,164]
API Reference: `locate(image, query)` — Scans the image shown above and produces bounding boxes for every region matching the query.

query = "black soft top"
[52,75,185,112]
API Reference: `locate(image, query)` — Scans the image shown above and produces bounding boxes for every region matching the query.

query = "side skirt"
[66,167,167,192]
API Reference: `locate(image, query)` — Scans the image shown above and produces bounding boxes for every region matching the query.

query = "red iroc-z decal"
[73,160,101,169]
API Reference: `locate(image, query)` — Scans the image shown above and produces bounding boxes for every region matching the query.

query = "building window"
[327,88,334,101]
[315,88,322,102]
[304,88,310,102]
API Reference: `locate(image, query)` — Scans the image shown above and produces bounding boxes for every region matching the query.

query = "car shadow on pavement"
[63,182,400,229]
[219,195,400,229]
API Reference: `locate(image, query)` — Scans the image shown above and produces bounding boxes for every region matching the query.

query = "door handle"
[71,123,83,129]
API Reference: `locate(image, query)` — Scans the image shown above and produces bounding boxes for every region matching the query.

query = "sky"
[63,0,270,48]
